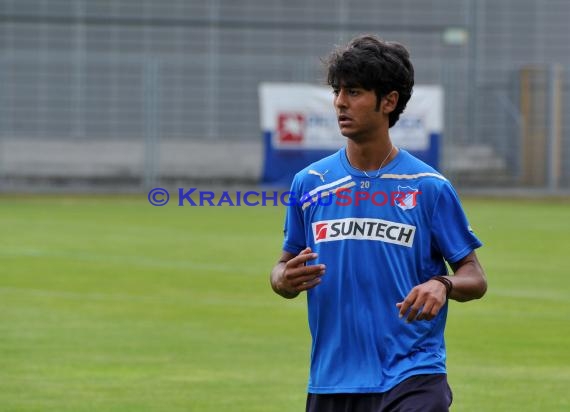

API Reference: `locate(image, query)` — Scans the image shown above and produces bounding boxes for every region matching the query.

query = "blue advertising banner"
[260,83,443,186]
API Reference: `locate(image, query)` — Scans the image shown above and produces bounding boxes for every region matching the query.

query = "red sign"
[277,113,305,143]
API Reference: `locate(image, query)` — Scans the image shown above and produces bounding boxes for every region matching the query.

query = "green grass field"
[1,194,569,411]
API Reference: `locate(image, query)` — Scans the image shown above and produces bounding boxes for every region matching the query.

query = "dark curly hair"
[325,34,414,128]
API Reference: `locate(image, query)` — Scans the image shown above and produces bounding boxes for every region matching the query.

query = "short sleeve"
[283,174,306,255]
[431,183,483,263]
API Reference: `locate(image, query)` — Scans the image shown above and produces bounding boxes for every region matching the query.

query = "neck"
[346,138,397,171]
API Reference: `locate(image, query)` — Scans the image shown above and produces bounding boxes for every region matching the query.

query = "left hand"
[396,279,448,323]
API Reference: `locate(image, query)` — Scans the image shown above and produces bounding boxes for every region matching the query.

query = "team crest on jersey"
[396,186,419,211]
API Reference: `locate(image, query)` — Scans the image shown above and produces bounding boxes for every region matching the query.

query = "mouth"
[338,114,353,126]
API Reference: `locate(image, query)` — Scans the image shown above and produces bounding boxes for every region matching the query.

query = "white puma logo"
[308,169,329,183]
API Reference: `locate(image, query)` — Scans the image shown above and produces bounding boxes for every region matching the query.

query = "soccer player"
[270,35,487,412]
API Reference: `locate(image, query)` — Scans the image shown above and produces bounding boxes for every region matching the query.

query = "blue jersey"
[283,148,482,394]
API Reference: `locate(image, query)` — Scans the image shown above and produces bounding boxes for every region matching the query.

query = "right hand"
[275,247,326,297]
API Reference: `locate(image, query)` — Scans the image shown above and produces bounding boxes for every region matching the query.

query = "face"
[333,85,397,142]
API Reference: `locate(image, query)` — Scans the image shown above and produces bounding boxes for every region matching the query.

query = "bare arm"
[397,250,487,322]
[270,247,326,299]
[446,250,487,301]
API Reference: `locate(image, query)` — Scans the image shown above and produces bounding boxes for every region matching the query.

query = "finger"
[415,299,432,320]
[396,301,408,318]
[296,276,322,291]
[416,309,424,321]
[425,301,444,320]
[423,304,437,320]
[299,247,312,255]
[285,263,325,279]
[397,290,417,318]
[284,266,325,290]
[288,252,319,267]
[417,303,432,321]
[290,271,325,287]
[406,305,422,323]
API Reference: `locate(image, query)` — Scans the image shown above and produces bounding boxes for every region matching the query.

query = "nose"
[334,89,348,109]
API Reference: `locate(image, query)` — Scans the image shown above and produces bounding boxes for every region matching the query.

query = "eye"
[348,89,359,96]
[332,88,340,96]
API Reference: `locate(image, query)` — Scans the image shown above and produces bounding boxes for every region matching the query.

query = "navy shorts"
[306,374,453,412]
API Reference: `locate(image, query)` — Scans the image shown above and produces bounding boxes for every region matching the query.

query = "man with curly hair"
[270,35,487,412]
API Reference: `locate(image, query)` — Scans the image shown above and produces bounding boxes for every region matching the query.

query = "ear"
[382,91,399,114]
